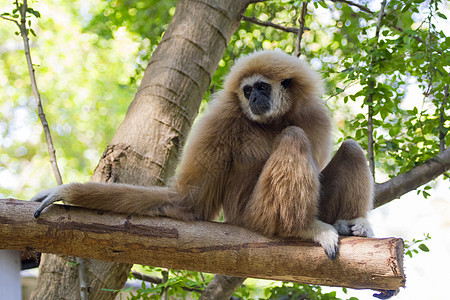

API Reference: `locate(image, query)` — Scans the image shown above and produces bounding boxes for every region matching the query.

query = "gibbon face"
[238,75,292,123]
[224,50,323,123]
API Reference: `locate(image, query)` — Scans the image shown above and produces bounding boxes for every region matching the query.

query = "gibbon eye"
[281,78,292,88]
[255,81,271,91]
[243,85,252,99]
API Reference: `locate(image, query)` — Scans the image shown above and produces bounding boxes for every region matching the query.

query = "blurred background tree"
[1,0,448,299]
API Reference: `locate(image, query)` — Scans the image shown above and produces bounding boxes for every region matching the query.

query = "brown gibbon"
[32,50,374,259]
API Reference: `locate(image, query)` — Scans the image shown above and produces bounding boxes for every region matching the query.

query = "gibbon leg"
[318,140,374,237]
[243,126,339,259]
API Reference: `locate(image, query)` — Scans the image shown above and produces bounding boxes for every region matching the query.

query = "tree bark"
[199,275,246,300]
[31,0,253,299]
[1,199,405,291]
[374,147,450,208]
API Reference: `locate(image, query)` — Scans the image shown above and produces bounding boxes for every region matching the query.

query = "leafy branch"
[404,233,431,258]
[1,1,63,185]
[365,0,388,179]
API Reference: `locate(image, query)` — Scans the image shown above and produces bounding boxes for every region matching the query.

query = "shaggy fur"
[33,50,374,259]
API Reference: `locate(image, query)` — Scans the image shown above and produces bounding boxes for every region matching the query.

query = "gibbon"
[32,50,374,259]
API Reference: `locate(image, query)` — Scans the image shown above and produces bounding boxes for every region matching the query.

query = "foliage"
[1,0,449,299]
[124,268,207,300]
[404,233,431,258]
[265,282,349,300]
[0,0,138,198]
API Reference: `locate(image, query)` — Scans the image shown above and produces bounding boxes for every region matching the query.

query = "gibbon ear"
[281,78,292,88]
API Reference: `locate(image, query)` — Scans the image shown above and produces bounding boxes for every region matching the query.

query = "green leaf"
[26,7,41,18]
[319,1,328,9]
[418,244,430,252]
[436,12,447,19]
[389,126,401,137]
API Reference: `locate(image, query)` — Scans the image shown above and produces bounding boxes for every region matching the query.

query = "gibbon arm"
[32,183,179,219]
[242,126,339,259]
[33,106,236,222]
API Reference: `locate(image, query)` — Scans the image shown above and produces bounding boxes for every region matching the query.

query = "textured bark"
[1,199,405,291]
[199,275,246,300]
[31,0,253,299]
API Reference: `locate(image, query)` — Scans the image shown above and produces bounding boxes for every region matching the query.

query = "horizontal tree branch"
[131,271,164,285]
[241,15,309,34]
[199,275,246,300]
[374,147,450,207]
[1,199,404,291]
[331,0,372,14]
[0,15,20,26]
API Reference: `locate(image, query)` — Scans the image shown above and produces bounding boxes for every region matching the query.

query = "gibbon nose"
[249,92,270,115]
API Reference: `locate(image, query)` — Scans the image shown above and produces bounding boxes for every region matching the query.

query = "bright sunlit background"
[1,0,449,299]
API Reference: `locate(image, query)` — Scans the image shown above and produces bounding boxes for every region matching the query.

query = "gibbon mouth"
[250,103,271,115]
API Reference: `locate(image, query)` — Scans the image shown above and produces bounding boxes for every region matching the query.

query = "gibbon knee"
[243,126,320,237]
[318,139,373,225]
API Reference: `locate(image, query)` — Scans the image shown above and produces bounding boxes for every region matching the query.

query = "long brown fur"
[33,50,374,258]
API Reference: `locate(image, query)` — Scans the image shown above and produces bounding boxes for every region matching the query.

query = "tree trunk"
[1,199,406,291]
[30,0,253,299]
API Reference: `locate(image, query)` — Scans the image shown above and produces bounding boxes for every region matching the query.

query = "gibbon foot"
[31,185,66,218]
[373,289,398,299]
[300,219,339,260]
[334,217,374,237]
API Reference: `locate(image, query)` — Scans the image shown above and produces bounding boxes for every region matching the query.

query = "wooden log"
[0,199,405,290]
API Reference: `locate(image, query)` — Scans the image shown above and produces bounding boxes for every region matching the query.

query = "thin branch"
[325,81,358,101]
[294,1,308,57]
[367,87,375,177]
[0,15,20,26]
[374,0,387,40]
[16,1,88,298]
[75,257,88,299]
[161,269,169,300]
[16,0,63,186]
[330,0,373,14]
[384,18,426,45]
[440,83,449,152]
[366,0,387,179]
[132,271,164,284]
[241,15,309,34]
[131,271,204,293]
